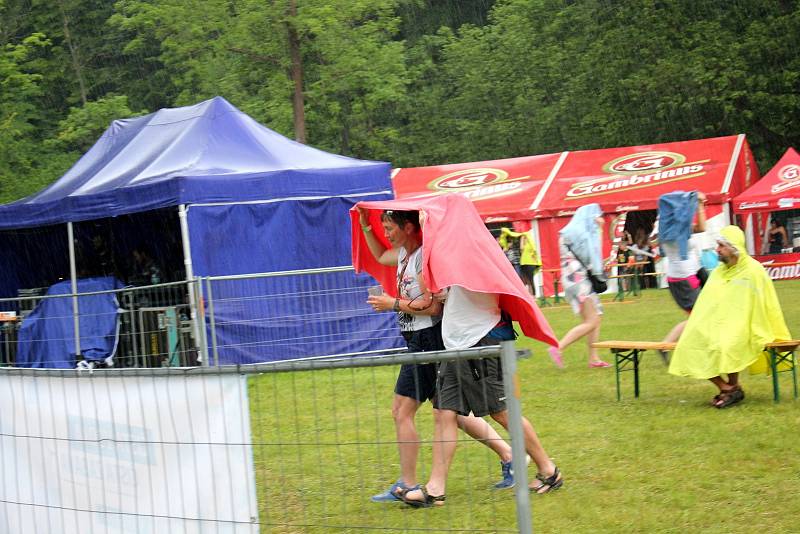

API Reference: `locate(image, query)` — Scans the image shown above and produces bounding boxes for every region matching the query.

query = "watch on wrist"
[393,298,400,312]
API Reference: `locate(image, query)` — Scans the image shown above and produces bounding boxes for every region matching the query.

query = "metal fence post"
[500,340,533,534]
[192,277,210,366]
[205,277,219,367]
[66,222,81,359]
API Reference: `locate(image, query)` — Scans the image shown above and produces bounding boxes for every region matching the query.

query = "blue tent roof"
[0,96,391,229]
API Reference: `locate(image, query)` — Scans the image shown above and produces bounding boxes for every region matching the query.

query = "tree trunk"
[57,0,88,105]
[340,99,351,154]
[287,0,306,143]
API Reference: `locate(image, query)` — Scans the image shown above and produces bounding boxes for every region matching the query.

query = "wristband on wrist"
[393,298,400,312]
[362,224,372,233]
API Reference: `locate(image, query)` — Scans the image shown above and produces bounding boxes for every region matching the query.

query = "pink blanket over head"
[350,194,557,347]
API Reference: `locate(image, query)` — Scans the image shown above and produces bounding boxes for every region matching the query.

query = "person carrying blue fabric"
[657,191,707,363]
[547,203,610,368]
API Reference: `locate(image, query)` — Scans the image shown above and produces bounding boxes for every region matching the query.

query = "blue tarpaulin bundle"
[17,277,123,368]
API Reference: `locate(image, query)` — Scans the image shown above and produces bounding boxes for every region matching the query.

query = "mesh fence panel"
[0,347,532,533]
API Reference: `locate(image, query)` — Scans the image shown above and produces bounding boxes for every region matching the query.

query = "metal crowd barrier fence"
[0,266,404,370]
[0,342,536,533]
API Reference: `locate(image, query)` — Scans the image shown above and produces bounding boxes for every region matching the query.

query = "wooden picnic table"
[539,268,563,306]
[539,261,665,306]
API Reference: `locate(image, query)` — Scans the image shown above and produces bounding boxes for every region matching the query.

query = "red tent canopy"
[534,135,758,217]
[392,135,758,221]
[391,153,563,222]
[390,135,760,296]
[733,147,800,213]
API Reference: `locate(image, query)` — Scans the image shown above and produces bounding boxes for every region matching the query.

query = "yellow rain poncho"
[669,225,791,379]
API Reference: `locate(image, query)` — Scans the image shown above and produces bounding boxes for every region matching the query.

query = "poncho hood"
[716,225,751,280]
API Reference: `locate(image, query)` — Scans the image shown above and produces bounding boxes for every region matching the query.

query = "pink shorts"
[666,274,701,289]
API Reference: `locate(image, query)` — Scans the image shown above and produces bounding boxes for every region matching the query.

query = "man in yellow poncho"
[669,225,791,408]
[501,227,542,295]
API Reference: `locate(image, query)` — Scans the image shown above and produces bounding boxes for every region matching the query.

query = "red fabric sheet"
[350,194,557,347]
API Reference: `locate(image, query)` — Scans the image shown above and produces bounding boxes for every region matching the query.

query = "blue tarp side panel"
[189,197,368,275]
[16,277,123,368]
[206,272,403,364]
[189,197,404,364]
[0,96,391,229]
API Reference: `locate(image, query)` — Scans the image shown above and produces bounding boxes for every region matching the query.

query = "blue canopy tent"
[0,96,402,365]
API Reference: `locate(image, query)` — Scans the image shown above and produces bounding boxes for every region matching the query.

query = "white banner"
[0,372,258,533]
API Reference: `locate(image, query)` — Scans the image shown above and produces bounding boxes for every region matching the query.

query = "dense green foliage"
[1,0,798,202]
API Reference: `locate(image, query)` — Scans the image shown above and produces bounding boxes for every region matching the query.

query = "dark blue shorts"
[394,322,444,402]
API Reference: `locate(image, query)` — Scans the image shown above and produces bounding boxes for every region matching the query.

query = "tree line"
[1,0,798,204]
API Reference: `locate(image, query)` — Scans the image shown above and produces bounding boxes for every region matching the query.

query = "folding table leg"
[770,348,780,403]
[614,349,642,400]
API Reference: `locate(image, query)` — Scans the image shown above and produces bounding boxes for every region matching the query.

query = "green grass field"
[248,281,800,533]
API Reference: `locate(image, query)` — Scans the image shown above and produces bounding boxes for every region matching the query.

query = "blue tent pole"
[178,204,208,366]
[67,222,81,360]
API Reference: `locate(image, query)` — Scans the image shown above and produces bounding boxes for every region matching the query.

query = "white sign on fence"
[0,372,258,533]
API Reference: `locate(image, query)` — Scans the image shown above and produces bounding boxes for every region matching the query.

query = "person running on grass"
[352,195,562,508]
[401,284,563,508]
[547,203,610,368]
[657,191,707,363]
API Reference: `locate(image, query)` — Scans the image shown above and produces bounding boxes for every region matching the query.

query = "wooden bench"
[592,341,675,400]
[592,340,799,402]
